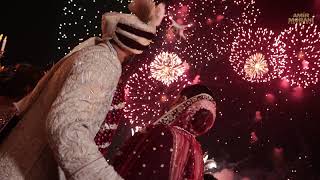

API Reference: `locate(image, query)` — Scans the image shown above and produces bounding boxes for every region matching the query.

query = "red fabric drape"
[113,124,204,180]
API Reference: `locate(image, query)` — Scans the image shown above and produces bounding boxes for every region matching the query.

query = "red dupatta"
[114,93,216,180]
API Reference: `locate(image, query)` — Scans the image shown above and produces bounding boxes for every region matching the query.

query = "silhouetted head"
[164,84,216,136]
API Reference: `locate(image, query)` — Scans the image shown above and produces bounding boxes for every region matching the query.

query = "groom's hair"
[180,84,213,99]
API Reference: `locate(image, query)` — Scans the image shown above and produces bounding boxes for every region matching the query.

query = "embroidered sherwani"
[0,38,123,180]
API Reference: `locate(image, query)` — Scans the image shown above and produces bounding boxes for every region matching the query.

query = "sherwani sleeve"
[46,45,123,180]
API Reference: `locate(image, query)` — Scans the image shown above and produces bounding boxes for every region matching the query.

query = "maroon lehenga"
[113,94,216,180]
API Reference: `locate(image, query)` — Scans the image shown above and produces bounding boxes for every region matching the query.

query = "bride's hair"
[155,84,216,136]
[180,84,213,99]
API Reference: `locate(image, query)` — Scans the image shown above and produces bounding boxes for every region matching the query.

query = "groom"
[0,1,165,180]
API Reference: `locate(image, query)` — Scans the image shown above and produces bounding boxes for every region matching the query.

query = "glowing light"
[280,79,290,89]
[131,126,142,136]
[292,86,304,100]
[206,160,217,169]
[265,93,275,104]
[272,24,320,88]
[160,95,168,102]
[298,51,305,60]
[150,52,185,86]
[203,152,218,172]
[230,28,279,83]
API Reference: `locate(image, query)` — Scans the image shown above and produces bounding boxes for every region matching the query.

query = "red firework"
[272,24,320,88]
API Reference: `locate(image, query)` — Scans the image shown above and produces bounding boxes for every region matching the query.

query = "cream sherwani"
[0,38,123,180]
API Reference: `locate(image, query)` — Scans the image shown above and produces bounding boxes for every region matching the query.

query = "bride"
[112,84,217,180]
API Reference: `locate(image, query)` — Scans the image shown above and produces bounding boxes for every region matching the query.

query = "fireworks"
[57,0,130,57]
[272,24,320,88]
[209,0,261,60]
[244,53,269,80]
[154,0,261,69]
[161,3,214,68]
[124,63,190,127]
[121,0,260,126]
[150,52,186,86]
[230,28,279,83]
[57,0,260,67]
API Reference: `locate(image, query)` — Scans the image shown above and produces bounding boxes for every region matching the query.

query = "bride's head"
[158,84,216,136]
[171,84,214,109]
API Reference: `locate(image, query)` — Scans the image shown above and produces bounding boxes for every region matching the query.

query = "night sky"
[0,0,60,66]
[0,0,317,66]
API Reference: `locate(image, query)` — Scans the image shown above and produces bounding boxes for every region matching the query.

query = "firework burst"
[153,0,261,69]
[121,0,260,126]
[272,24,320,88]
[150,52,186,86]
[230,27,280,83]
[209,0,261,60]
[124,63,191,127]
[244,53,269,80]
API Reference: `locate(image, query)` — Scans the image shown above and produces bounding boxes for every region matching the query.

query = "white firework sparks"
[230,27,277,83]
[150,52,186,86]
[244,53,269,80]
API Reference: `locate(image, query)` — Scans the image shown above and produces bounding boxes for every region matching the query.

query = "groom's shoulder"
[66,44,120,72]
[68,44,116,65]
[77,44,111,56]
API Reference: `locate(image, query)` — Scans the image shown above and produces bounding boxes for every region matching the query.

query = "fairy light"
[272,24,320,88]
